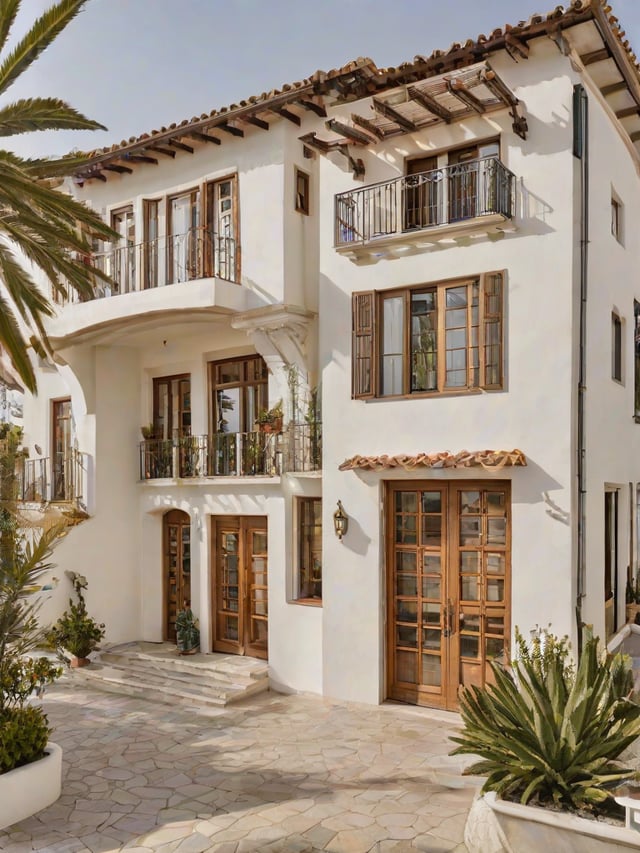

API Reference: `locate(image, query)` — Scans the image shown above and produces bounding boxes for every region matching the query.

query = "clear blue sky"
[9,0,640,158]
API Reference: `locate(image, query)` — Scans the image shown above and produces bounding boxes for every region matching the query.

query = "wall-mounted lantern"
[333,500,348,541]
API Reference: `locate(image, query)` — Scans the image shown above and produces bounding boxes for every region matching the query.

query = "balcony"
[334,156,515,257]
[139,424,322,481]
[16,450,88,506]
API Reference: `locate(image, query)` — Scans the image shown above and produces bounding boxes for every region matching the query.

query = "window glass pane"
[397,602,418,623]
[382,296,404,396]
[396,551,417,573]
[423,602,441,624]
[421,516,441,546]
[486,553,505,574]
[411,291,437,392]
[421,655,441,687]
[423,554,441,574]
[397,575,418,596]
[422,492,442,513]
[461,635,480,659]
[396,625,418,648]
[460,552,480,573]
[422,578,441,599]
[446,287,467,308]
[487,518,506,545]
[461,491,481,513]
[461,576,479,600]
[396,492,418,513]
[460,518,482,545]
[487,578,505,602]
[297,498,322,600]
[396,651,417,684]
[423,629,441,651]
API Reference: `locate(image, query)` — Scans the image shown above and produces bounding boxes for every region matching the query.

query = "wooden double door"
[212,517,268,659]
[163,510,191,641]
[387,481,510,710]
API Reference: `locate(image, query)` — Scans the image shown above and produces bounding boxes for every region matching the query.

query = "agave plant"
[0,0,116,392]
[450,627,640,815]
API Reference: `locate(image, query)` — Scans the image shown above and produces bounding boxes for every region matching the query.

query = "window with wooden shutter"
[352,273,505,399]
[352,291,376,398]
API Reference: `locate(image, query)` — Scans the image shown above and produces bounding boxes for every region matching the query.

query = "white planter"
[465,791,640,853]
[0,742,62,830]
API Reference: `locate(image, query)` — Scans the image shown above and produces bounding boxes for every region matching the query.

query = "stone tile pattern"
[0,680,472,852]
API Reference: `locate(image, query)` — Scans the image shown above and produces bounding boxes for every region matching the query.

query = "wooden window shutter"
[352,291,376,398]
[480,271,504,390]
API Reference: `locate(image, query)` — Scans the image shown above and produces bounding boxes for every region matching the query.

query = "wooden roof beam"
[272,106,301,126]
[350,112,385,140]
[168,139,194,154]
[189,131,221,145]
[630,130,640,142]
[103,163,133,174]
[504,32,529,61]
[480,68,518,106]
[407,86,453,123]
[601,80,627,97]
[298,132,333,154]
[148,145,176,158]
[298,98,327,118]
[218,122,244,137]
[580,47,611,66]
[372,98,417,132]
[244,115,270,131]
[325,118,375,145]
[125,154,159,164]
[616,106,639,119]
[447,79,485,113]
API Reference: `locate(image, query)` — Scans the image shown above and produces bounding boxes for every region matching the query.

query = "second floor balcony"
[335,156,515,257]
[139,423,322,481]
[16,450,89,507]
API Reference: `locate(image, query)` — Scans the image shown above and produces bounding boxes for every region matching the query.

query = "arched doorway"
[163,510,191,641]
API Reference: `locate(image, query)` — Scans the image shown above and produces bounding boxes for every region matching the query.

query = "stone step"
[71,661,268,710]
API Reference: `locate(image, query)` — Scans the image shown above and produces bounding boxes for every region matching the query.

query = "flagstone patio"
[0,680,475,852]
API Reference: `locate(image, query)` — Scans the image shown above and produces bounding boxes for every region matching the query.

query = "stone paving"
[0,679,475,852]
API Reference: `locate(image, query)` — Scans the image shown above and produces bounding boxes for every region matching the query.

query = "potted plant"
[255,400,283,434]
[626,576,640,624]
[453,626,640,852]
[140,424,157,440]
[175,600,199,654]
[47,571,106,667]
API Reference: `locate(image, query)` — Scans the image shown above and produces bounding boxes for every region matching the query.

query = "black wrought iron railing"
[15,451,87,504]
[55,227,238,303]
[335,156,515,247]
[139,425,322,480]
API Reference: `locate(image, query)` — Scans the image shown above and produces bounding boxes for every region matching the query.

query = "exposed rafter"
[244,115,270,131]
[103,163,133,174]
[504,32,529,61]
[125,154,159,165]
[616,106,639,119]
[546,23,570,56]
[298,132,333,154]
[219,122,244,137]
[272,106,301,126]
[407,86,453,123]
[580,47,610,66]
[168,139,194,154]
[189,131,221,145]
[148,146,176,158]
[372,98,417,132]
[601,81,627,97]
[325,119,375,145]
[299,99,327,118]
[447,79,485,113]
[630,130,640,142]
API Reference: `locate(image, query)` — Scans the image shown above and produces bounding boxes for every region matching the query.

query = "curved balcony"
[335,156,515,259]
[47,228,245,348]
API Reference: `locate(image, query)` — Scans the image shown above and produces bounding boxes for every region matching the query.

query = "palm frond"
[0,0,20,56]
[0,0,89,97]
[0,292,35,391]
[0,97,106,136]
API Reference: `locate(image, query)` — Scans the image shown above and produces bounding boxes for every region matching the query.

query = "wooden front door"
[387,481,511,710]
[164,510,191,641]
[212,516,268,659]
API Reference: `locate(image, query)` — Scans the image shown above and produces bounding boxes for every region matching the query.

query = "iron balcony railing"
[335,156,515,247]
[56,227,238,304]
[15,450,88,505]
[139,424,322,480]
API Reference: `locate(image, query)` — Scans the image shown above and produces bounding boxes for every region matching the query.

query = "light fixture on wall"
[333,500,348,541]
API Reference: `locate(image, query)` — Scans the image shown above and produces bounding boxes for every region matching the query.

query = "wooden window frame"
[293,497,322,605]
[611,194,623,244]
[352,271,505,400]
[208,355,268,435]
[295,168,310,215]
[612,311,623,384]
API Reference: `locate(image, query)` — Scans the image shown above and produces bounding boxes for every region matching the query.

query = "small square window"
[611,196,623,243]
[295,168,310,215]
[295,497,321,602]
[612,312,623,383]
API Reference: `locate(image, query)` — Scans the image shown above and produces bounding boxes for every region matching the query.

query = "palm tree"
[0,0,115,393]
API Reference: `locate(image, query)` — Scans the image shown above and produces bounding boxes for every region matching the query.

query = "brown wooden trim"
[294,167,310,215]
[372,98,417,132]
[407,86,453,123]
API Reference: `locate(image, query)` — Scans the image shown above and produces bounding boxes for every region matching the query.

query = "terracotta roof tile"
[339,449,527,472]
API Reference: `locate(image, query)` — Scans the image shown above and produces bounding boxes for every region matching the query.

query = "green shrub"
[47,571,105,659]
[450,627,640,816]
[0,706,50,773]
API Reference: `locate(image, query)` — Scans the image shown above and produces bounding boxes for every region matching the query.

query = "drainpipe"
[573,83,588,655]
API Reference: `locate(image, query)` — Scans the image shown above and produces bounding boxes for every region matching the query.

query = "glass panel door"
[111,207,136,294]
[388,481,510,710]
[52,398,72,500]
[168,190,200,283]
[163,510,191,641]
[212,516,268,659]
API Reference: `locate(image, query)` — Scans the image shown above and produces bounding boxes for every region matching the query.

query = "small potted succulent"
[47,572,106,667]
[175,600,200,655]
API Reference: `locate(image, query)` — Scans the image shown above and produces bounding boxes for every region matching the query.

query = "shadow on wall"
[337,511,372,557]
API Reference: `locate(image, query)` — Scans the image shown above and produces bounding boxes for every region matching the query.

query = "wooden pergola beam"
[168,139,195,154]
[480,68,518,106]
[351,112,385,140]
[601,80,627,97]
[372,98,417,132]
[407,86,452,123]
[630,130,640,142]
[616,106,639,119]
[580,47,610,66]
[447,79,485,113]
[244,115,270,131]
[325,119,375,145]
[219,122,244,137]
[189,131,221,145]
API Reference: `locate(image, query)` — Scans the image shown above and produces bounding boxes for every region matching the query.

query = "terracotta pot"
[70,656,90,668]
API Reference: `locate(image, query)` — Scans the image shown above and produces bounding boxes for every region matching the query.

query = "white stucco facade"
[19,3,640,708]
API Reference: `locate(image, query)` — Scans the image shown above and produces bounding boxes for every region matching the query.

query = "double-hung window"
[352,271,504,398]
